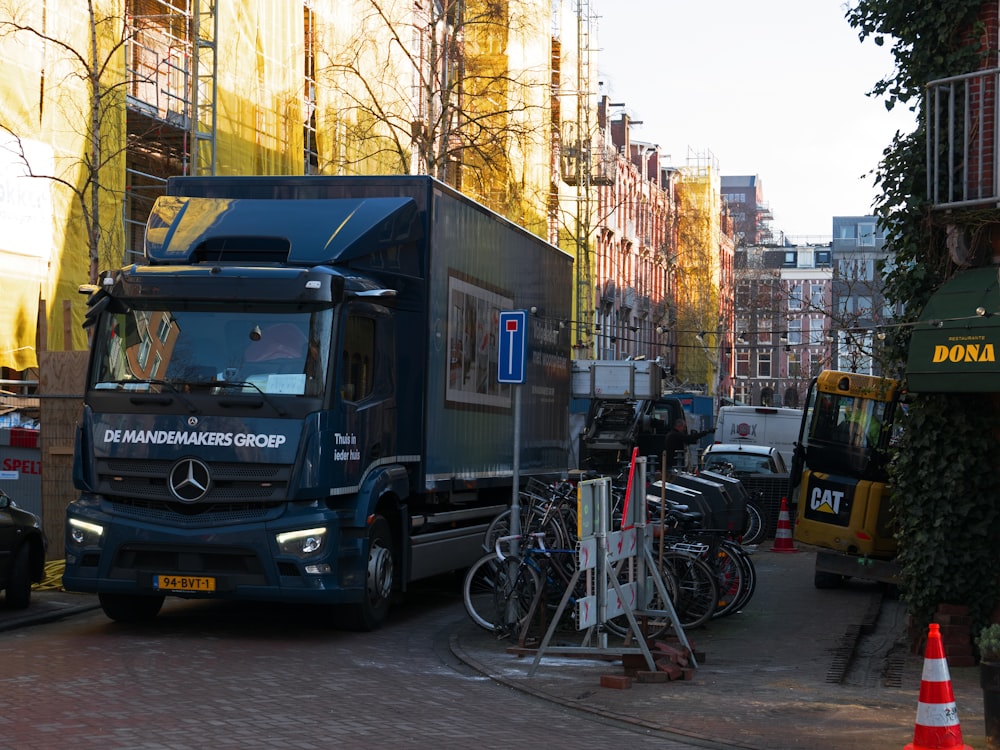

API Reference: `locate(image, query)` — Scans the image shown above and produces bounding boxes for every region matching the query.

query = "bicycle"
[482,478,578,559]
[652,498,756,623]
[463,532,582,638]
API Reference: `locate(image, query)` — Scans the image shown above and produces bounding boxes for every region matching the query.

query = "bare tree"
[0,0,135,284]
[732,244,899,406]
[317,0,550,217]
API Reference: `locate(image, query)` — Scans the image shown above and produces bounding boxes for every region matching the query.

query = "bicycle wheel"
[712,544,748,618]
[661,551,718,630]
[462,552,540,635]
[729,544,757,612]
[742,500,766,546]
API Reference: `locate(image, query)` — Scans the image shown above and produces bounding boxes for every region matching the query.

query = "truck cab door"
[333,305,396,488]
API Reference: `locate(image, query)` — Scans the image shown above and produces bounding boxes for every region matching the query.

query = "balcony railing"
[926,68,1000,209]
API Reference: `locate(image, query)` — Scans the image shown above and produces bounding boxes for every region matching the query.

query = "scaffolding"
[574,0,594,354]
[124,0,218,262]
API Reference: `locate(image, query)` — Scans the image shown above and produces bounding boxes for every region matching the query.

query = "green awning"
[906,266,1000,392]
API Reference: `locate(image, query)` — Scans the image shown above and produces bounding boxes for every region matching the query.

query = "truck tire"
[4,543,33,609]
[99,593,165,622]
[340,515,394,631]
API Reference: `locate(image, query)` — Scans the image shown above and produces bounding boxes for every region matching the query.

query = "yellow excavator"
[790,370,904,588]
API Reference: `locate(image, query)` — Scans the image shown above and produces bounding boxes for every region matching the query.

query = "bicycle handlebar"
[495,531,547,561]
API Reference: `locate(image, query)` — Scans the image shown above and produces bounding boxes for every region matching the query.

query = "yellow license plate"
[155,574,216,592]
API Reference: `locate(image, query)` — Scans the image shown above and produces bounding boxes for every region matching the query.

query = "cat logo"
[809,486,845,515]
[932,344,996,363]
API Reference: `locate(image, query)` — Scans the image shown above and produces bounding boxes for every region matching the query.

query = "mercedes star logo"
[168,457,211,503]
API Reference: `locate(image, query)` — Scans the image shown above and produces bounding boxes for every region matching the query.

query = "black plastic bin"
[669,472,747,533]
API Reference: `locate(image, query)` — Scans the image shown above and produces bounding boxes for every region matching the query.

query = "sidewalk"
[450,546,989,750]
[0,588,100,633]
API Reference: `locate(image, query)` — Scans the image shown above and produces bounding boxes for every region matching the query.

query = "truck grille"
[110,499,279,525]
[111,543,268,586]
[97,458,291,506]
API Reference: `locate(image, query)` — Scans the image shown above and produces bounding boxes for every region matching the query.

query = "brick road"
[1,575,739,750]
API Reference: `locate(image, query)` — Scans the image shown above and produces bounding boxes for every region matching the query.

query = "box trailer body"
[63,175,572,629]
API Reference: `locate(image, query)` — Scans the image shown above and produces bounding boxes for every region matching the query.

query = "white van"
[713,406,802,467]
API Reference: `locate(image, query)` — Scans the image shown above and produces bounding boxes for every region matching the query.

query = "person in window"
[663,418,712,473]
[839,402,881,447]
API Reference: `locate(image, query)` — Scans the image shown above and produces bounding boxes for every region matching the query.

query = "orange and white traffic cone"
[904,622,973,750]
[770,497,798,553]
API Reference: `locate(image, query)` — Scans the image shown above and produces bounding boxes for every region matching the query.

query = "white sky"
[594,0,917,241]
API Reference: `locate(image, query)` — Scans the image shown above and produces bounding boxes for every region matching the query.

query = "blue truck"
[63,176,572,629]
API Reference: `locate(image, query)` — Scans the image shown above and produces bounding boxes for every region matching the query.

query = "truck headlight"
[69,518,104,545]
[276,527,327,558]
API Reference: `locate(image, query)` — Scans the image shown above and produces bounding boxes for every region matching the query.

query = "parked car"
[0,490,46,608]
[701,443,789,476]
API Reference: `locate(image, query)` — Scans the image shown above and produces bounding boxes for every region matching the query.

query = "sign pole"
[511,384,522,543]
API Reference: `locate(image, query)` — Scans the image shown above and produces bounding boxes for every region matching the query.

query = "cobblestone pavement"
[0,548,989,750]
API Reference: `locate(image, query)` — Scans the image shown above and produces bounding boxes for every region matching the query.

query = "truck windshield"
[801,384,893,479]
[90,305,333,397]
[806,390,890,450]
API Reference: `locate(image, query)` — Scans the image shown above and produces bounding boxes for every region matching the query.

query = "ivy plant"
[889,395,1000,628]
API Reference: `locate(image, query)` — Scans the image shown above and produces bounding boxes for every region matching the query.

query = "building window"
[787,349,801,378]
[859,222,877,246]
[787,320,801,345]
[157,315,172,344]
[816,250,831,265]
[757,350,771,378]
[810,352,825,376]
[788,283,802,310]
[734,382,750,404]
[736,348,749,377]
[783,250,796,267]
[810,284,824,308]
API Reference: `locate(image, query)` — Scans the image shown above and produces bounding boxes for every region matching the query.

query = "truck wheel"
[4,544,33,609]
[99,593,165,622]
[340,515,394,631]
[814,570,846,589]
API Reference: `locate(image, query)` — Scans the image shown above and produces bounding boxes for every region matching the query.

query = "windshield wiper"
[211,379,288,417]
[102,378,200,413]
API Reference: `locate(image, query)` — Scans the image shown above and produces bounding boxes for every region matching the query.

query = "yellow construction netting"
[0,1,306,369]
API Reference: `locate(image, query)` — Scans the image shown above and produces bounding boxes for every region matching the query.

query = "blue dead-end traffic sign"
[498,310,528,384]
